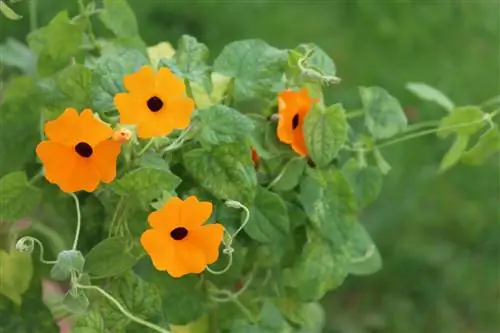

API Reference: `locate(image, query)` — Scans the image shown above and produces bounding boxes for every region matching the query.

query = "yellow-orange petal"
[291,129,308,157]
[91,140,121,183]
[189,223,224,264]
[297,88,313,111]
[59,158,100,193]
[136,115,175,139]
[114,93,148,125]
[79,109,114,146]
[182,196,213,228]
[140,229,174,271]
[278,90,299,115]
[156,67,186,99]
[277,113,294,144]
[124,66,156,96]
[171,240,207,277]
[162,97,194,130]
[148,197,183,231]
[44,108,81,146]
[36,141,78,185]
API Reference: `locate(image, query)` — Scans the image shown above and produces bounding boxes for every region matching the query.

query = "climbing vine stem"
[69,192,82,251]
[74,283,170,333]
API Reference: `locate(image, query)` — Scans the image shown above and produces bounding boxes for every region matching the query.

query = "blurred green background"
[2,0,499,332]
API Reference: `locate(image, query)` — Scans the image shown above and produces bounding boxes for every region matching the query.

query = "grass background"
[2,0,499,332]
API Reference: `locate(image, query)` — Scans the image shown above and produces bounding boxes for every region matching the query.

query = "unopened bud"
[112,128,132,143]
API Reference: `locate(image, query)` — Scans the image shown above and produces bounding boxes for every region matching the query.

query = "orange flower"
[36,108,121,193]
[140,196,224,278]
[277,88,315,156]
[114,66,195,139]
[112,128,132,143]
[251,148,260,166]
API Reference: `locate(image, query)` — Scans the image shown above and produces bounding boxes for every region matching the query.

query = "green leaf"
[101,272,162,329]
[27,11,86,75]
[406,82,455,111]
[0,1,22,20]
[439,134,470,172]
[437,106,485,138]
[84,237,143,279]
[373,149,392,175]
[360,86,408,139]
[0,171,42,224]
[134,257,206,325]
[0,77,43,176]
[88,45,148,112]
[63,289,89,314]
[343,223,382,276]
[299,43,337,77]
[100,0,138,38]
[462,126,500,165]
[342,159,383,207]
[50,250,85,281]
[110,167,181,209]
[245,187,290,243]
[299,169,357,245]
[190,73,232,110]
[304,103,347,167]
[0,38,36,74]
[284,230,348,302]
[278,300,325,333]
[183,143,257,205]
[0,279,60,332]
[196,104,255,145]
[213,39,287,102]
[174,35,209,81]
[270,157,306,192]
[48,63,93,110]
[72,309,106,333]
[0,250,33,304]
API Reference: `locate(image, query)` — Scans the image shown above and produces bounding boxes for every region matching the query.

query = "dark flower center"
[292,114,300,129]
[147,96,164,112]
[170,227,188,241]
[74,142,93,158]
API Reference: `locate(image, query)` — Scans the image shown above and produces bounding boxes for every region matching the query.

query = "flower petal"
[171,240,207,278]
[292,128,307,157]
[79,109,113,146]
[36,141,77,186]
[182,196,213,228]
[115,93,149,125]
[136,114,175,139]
[91,140,121,183]
[44,108,81,146]
[140,229,175,271]
[148,197,183,231]
[189,224,224,264]
[277,112,294,144]
[124,66,156,96]
[60,158,101,193]
[164,97,195,130]
[156,67,186,99]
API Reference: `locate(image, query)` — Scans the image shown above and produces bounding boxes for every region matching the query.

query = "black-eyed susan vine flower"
[140,196,224,278]
[36,108,121,193]
[114,65,195,139]
[277,88,316,156]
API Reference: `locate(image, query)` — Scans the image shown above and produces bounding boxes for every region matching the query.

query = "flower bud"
[112,128,132,143]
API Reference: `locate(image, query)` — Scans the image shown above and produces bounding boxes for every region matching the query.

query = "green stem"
[266,157,303,189]
[347,111,498,153]
[75,283,170,333]
[161,128,192,154]
[480,95,500,109]
[138,139,155,156]
[29,169,44,185]
[69,193,82,250]
[346,109,364,119]
[29,0,37,31]
[404,120,441,133]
